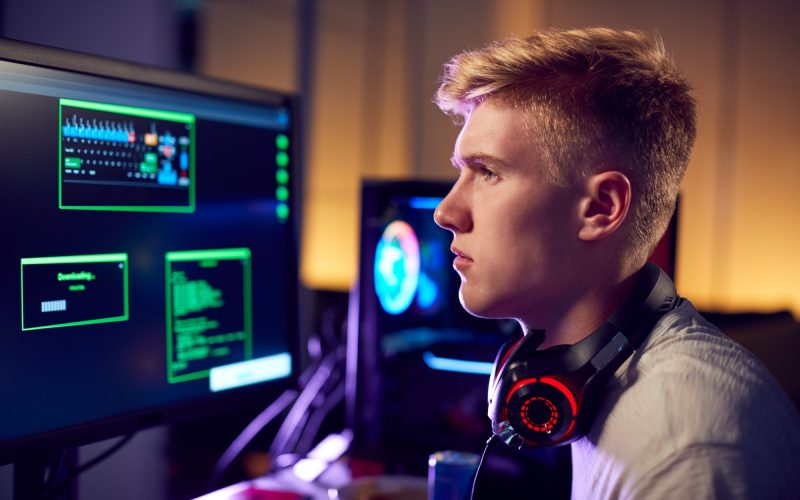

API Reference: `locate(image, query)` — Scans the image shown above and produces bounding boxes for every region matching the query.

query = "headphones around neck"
[487,262,678,449]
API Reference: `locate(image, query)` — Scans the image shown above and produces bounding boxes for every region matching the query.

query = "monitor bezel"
[0,37,302,465]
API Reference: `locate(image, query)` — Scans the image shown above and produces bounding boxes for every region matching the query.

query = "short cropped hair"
[435,27,696,261]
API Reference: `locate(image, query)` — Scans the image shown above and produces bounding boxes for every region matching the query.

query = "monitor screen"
[0,39,299,463]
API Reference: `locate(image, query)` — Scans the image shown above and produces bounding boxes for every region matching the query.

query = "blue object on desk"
[428,450,480,500]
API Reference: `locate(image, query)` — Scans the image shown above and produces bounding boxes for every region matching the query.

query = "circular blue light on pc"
[416,271,439,311]
[374,220,420,315]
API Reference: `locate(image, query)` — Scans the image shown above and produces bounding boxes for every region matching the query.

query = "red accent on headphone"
[505,377,578,416]
[503,376,580,442]
[539,376,578,416]
[505,377,537,405]
[521,397,558,433]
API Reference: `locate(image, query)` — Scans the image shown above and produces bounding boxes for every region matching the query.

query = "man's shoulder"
[611,298,799,445]
[631,299,771,398]
[570,299,800,498]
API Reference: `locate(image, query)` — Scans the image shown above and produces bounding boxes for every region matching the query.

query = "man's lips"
[451,246,472,258]
[451,246,473,271]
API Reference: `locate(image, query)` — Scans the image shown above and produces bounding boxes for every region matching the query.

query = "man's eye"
[481,167,498,180]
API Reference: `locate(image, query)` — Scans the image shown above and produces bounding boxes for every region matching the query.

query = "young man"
[433,28,800,498]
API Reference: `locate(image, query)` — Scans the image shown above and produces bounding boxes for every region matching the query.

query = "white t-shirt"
[571,299,800,499]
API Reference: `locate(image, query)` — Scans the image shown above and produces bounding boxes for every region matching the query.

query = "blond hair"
[435,27,696,261]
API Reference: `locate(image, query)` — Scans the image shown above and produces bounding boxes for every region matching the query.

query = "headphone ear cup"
[503,377,579,445]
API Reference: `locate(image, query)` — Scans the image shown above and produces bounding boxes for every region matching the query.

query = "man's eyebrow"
[450,153,507,169]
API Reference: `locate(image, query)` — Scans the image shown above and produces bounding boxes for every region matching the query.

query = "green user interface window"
[166,248,253,384]
[20,253,129,331]
[59,98,196,213]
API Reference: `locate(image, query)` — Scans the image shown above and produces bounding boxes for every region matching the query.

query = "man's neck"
[520,268,642,349]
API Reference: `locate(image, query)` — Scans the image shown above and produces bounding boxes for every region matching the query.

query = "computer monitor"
[0,38,300,464]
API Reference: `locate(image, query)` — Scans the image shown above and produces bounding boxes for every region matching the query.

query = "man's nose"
[434,186,471,233]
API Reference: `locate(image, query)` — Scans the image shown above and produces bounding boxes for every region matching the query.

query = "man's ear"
[577,171,631,241]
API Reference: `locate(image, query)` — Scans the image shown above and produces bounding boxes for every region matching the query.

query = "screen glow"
[209,352,292,392]
[374,220,420,315]
[422,351,493,375]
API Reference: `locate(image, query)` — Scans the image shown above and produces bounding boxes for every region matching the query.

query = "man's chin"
[458,293,507,320]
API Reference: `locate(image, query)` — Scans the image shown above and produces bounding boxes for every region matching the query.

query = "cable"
[294,348,346,456]
[268,349,339,459]
[294,380,346,455]
[270,359,332,458]
[276,344,347,458]
[470,434,499,500]
[281,363,342,455]
[43,433,136,499]
[210,388,299,488]
[297,344,325,388]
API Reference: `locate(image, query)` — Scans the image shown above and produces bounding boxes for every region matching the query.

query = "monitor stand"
[14,449,78,500]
